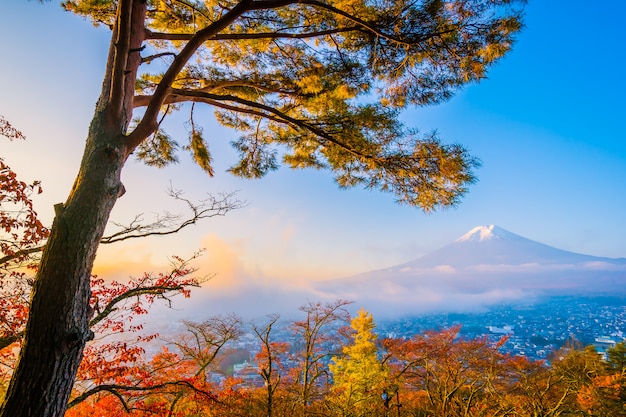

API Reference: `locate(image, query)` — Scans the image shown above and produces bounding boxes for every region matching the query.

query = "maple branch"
[67,380,220,409]
[0,115,26,140]
[88,282,199,328]
[1,278,201,353]
[0,334,20,352]
[0,247,44,270]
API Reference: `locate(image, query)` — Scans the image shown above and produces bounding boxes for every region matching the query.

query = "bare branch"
[1,190,244,266]
[172,314,243,378]
[100,189,245,244]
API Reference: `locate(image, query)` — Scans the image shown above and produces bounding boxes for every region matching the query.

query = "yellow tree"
[330,309,388,417]
[1,1,524,415]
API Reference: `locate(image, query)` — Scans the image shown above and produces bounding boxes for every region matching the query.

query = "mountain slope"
[313,225,626,316]
[401,225,620,269]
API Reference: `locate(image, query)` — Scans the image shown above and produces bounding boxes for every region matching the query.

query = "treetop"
[63,0,525,210]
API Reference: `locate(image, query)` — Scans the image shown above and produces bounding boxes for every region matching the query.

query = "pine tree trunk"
[0,2,146,414]
[0,111,129,416]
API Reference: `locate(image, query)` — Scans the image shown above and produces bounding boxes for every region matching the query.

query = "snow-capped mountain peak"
[314,224,626,317]
[456,225,522,242]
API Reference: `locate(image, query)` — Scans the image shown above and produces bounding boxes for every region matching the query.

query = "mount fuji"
[313,225,626,316]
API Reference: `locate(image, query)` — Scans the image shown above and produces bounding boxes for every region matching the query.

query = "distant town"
[378,295,626,362]
[204,295,626,387]
[145,294,626,387]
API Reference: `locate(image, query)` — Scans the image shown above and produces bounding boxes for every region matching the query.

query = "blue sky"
[1,0,625,295]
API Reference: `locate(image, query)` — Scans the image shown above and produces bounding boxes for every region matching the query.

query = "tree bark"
[0,1,146,415]
[0,115,128,416]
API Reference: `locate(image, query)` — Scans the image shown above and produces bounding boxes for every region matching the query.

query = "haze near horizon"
[161,224,626,320]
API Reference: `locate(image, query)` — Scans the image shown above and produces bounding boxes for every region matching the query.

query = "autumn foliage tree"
[0,156,47,351]
[573,342,626,417]
[289,300,352,415]
[10,117,625,417]
[65,256,203,411]
[0,164,236,413]
[160,314,244,415]
[0,155,207,411]
[0,117,48,346]
[0,118,49,398]
[1,1,525,414]
[0,118,235,413]
[384,325,510,416]
[253,314,290,417]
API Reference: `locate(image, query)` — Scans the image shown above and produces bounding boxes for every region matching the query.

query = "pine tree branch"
[299,0,463,46]
[129,0,260,146]
[144,26,358,41]
[137,88,375,162]
[134,81,305,108]
[142,51,177,64]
